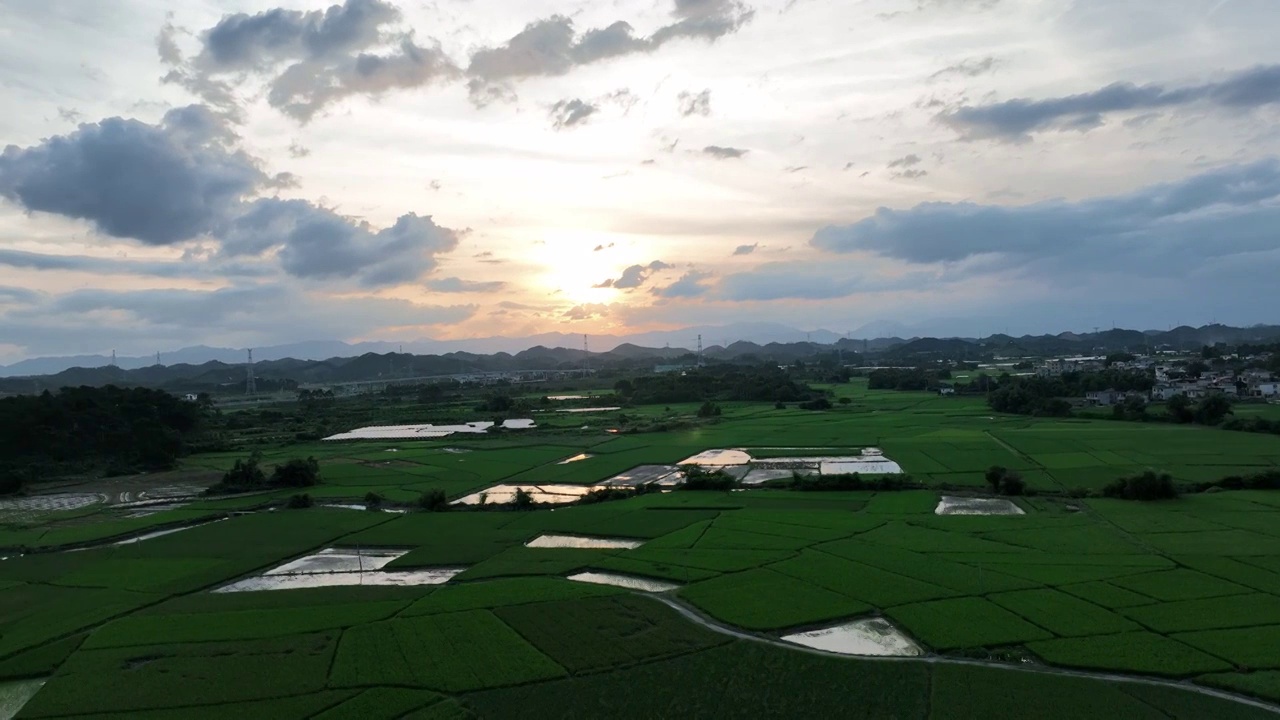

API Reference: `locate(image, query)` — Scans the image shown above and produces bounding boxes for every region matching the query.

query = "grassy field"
[1,380,1279,717]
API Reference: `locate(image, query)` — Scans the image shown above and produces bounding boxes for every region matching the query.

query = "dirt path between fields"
[648,594,1280,716]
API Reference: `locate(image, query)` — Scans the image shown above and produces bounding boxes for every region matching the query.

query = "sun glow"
[534,232,634,305]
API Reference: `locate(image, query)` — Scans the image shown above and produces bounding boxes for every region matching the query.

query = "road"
[647,593,1280,716]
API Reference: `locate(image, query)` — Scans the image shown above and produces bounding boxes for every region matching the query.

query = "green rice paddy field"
[2,382,1280,718]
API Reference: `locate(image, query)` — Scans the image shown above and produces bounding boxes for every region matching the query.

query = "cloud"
[464,2,751,105]
[287,141,311,158]
[168,0,458,122]
[941,64,1280,142]
[0,249,272,280]
[426,277,507,293]
[0,286,41,305]
[928,56,997,81]
[0,106,261,245]
[0,285,477,357]
[732,243,758,256]
[716,260,916,299]
[561,303,611,320]
[226,200,459,287]
[678,89,712,116]
[784,166,807,173]
[887,154,922,168]
[651,270,713,298]
[549,98,598,130]
[594,260,671,289]
[267,39,460,122]
[811,159,1280,283]
[703,145,748,159]
[894,169,928,180]
[0,108,461,288]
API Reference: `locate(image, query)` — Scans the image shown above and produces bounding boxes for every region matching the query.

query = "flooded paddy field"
[781,617,922,657]
[598,465,684,487]
[935,496,1026,516]
[323,419,535,441]
[568,571,680,593]
[215,547,464,592]
[526,534,645,549]
[452,484,595,506]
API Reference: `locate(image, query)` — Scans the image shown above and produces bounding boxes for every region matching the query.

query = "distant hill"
[2,323,1278,396]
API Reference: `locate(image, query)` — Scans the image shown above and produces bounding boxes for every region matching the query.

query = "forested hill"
[0,386,210,487]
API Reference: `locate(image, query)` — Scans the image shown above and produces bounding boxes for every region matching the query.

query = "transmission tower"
[582,335,590,376]
[246,349,257,395]
[156,351,161,366]
[697,334,704,367]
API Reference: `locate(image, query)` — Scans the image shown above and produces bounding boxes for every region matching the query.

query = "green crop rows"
[2,380,1280,717]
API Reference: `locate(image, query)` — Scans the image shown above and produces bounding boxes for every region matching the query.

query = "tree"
[417,489,449,512]
[286,493,314,509]
[1113,394,1147,421]
[512,488,535,510]
[1000,472,1026,496]
[1103,470,1177,501]
[985,466,1008,493]
[221,453,266,489]
[364,491,383,508]
[1166,394,1194,424]
[697,401,722,418]
[0,466,30,496]
[1184,360,1209,379]
[271,457,321,487]
[838,397,852,405]
[1194,395,1233,426]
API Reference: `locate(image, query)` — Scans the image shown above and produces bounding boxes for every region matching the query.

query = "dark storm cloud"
[811,159,1280,281]
[651,270,712,298]
[426,277,507,292]
[703,145,748,159]
[941,64,1280,141]
[549,98,598,130]
[0,108,462,288]
[0,106,261,245]
[678,89,712,116]
[593,260,671,289]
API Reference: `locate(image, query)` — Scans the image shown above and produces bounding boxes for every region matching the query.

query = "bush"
[364,491,383,508]
[837,397,852,405]
[286,493,314,509]
[680,466,738,491]
[984,466,1025,496]
[798,397,832,411]
[697,401,722,418]
[512,488,535,510]
[774,402,786,410]
[0,466,32,496]
[1103,470,1178,501]
[417,489,449,512]
[271,457,321,487]
[579,487,634,505]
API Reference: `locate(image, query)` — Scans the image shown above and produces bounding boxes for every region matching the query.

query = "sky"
[1,0,1279,362]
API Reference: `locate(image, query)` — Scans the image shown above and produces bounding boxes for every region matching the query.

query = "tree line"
[0,385,210,493]
[614,364,825,405]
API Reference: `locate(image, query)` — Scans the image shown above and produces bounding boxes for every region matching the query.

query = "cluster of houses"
[1084,368,1279,405]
